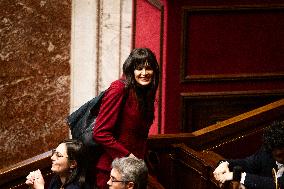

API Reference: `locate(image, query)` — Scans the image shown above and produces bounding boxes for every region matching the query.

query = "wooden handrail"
[190,98,284,150]
[172,143,222,185]
[148,98,284,150]
[0,150,52,188]
[146,98,284,189]
[192,98,284,135]
[171,143,236,189]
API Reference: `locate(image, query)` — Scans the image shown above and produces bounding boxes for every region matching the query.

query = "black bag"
[66,80,127,151]
[66,81,127,187]
[66,90,106,147]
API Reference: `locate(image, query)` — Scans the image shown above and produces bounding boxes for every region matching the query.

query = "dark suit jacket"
[227,147,284,189]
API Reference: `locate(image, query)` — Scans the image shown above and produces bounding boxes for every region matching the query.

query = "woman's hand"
[25,169,45,189]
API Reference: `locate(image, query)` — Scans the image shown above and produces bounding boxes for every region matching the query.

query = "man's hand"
[218,171,233,183]
[213,161,230,182]
[277,166,284,178]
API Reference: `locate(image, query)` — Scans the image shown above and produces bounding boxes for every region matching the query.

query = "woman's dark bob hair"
[123,48,159,91]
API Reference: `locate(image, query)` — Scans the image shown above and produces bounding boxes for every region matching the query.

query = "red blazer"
[93,80,153,171]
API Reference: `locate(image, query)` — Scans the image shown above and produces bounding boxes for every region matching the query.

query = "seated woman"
[26,139,90,189]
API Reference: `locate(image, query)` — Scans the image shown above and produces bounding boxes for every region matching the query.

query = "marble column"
[70,0,132,111]
[0,0,71,169]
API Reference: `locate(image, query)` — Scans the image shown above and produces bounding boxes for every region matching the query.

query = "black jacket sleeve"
[227,147,278,189]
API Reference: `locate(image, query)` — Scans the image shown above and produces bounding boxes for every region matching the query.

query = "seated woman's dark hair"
[60,139,88,188]
[263,120,284,152]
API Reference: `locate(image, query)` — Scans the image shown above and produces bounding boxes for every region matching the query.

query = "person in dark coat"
[92,48,160,189]
[213,120,284,189]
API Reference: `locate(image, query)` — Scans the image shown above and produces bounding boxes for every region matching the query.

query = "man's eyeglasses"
[51,149,68,159]
[109,176,132,184]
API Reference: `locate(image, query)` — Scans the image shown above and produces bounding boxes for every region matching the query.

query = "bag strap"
[118,79,129,111]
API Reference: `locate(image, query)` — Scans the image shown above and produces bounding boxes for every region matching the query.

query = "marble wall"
[0,0,71,169]
[0,0,132,170]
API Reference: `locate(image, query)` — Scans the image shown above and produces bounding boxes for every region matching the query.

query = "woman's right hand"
[25,169,45,189]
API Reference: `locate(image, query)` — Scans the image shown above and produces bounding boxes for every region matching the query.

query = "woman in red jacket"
[92,48,159,189]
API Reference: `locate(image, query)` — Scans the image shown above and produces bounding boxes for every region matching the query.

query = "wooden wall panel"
[134,0,284,133]
[181,5,284,82]
[170,146,220,189]
[181,91,284,132]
